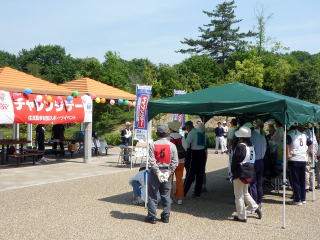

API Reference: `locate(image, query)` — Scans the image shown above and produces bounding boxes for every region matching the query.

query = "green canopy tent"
[147,82,320,228]
[148,82,320,126]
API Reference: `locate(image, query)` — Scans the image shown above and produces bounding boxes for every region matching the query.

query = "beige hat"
[168,120,180,132]
[125,122,132,126]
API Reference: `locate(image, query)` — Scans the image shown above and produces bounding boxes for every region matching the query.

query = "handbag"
[239,162,255,183]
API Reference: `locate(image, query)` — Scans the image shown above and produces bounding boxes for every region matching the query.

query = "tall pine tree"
[177,0,256,66]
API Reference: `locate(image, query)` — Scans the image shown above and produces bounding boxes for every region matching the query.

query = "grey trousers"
[147,170,172,219]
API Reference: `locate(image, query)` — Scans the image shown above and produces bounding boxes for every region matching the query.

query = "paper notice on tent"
[172,90,186,128]
[0,90,15,124]
[134,85,152,142]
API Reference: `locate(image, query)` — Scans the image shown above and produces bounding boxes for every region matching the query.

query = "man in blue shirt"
[243,122,267,211]
[215,122,226,154]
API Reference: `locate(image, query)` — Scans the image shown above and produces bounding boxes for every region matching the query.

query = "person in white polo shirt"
[286,124,312,205]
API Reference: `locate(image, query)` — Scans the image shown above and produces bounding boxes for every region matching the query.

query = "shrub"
[104,131,122,146]
[205,132,216,148]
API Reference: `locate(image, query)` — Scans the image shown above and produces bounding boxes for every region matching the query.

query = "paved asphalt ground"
[0,149,319,240]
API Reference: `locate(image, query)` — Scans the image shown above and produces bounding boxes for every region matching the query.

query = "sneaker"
[215,151,218,154]
[302,201,307,204]
[315,186,320,190]
[161,216,169,223]
[246,207,254,214]
[233,216,247,223]
[177,200,183,205]
[288,201,302,206]
[255,207,262,219]
[144,216,156,224]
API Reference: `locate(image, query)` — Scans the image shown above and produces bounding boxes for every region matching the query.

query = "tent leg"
[84,122,92,163]
[282,125,287,229]
[312,127,316,201]
[27,124,33,147]
[145,120,152,208]
[13,124,20,151]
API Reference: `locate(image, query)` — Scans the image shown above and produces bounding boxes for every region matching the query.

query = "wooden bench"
[8,152,44,166]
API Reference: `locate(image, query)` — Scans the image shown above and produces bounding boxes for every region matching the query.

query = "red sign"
[11,94,84,124]
[137,94,149,128]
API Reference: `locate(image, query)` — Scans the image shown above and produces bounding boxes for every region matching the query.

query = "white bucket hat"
[235,126,251,138]
[168,120,180,132]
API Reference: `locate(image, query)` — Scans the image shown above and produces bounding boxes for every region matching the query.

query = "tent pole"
[312,126,315,201]
[145,120,152,208]
[131,84,138,170]
[282,125,287,229]
[27,124,32,147]
[84,122,92,163]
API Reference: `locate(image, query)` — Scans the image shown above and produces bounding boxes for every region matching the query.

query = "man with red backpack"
[145,124,179,224]
[168,120,187,205]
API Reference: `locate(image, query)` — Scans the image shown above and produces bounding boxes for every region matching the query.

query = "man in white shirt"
[184,121,206,197]
[222,121,229,152]
[121,122,132,163]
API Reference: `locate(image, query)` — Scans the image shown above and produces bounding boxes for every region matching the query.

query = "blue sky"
[1,0,319,64]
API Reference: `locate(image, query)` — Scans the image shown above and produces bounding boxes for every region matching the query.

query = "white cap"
[222,121,227,124]
[235,126,251,138]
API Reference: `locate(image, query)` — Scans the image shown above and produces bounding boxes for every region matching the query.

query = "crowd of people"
[129,118,320,224]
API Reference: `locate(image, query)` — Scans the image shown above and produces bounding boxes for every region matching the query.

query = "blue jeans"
[131,180,141,197]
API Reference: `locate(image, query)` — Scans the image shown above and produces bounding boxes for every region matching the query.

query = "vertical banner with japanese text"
[134,85,152,142]
[172,90,186,128]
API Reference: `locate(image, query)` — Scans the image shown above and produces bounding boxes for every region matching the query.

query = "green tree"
[127,58,154,92]
[75,57,102,80]
[157,64,182,98]
[0,50,18,68]
[254,7,273,53]
[143,62,161,97]
[177,0,256,65]
[17,45,78,83]
[101,51,130,90]
[283,63,320,103]
[263,58,291,93]
[226,54,264,87]
[174,55,223,89]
